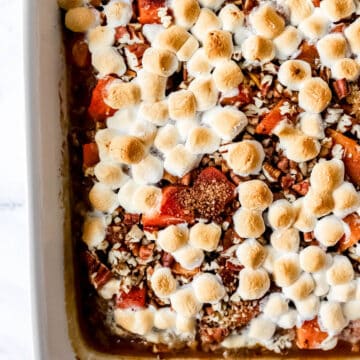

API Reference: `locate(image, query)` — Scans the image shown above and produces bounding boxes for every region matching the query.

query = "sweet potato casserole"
[59,0,360,356]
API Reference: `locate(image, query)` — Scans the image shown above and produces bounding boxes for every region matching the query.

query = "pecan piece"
[292,180,310,195]
[333,79,349,100]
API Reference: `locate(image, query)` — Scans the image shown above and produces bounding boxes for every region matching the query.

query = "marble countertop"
[0,0,34,358]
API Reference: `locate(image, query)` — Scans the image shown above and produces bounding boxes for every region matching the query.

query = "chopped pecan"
[123,213,141,225]
[161,251,174,267]
[277,157,289,172]
[139,243,155,260]
[281,174,296,189]
[221,85,252,107]
[292,180,310,195]
[303,232,315,243]
[263,163,281,182]
[243,0,258,14]
[171,262,200,277]
[200,327,229,345]
[71,38,90,68]
[333,79,350,100]
[296,42,319,66]
[124,43,150,70]
[91,263,114,289]
[331,23,346,33]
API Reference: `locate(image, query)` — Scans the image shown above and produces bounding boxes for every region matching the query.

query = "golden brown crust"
[109,135,146,165]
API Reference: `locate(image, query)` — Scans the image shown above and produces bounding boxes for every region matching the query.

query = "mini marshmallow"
[164,144,199,177]
[233,208,265,239]
[65,7,98,32]
[345,18,360,55]
[203,30,233,65]
[176,118,199,141]
[187,48,213,78]
[129,120,157,147]
[202,106,248,141]
[270,228,300,253]
[320,0,355,22]
[299,246,327,273]
[319,301,348,334]
[186,126,220,154]
[327,282,356,302]
[94,161,127,189]
[218,4,244,32]
[293,198,317,232]
[92,47,126,77]
[193,273,225,303]
[283,134,320,164]
[314,215,345,247]
[212,60,244,93]
[151,267,177,298]
[142,47,178,77]
[198,0,225,10]
[114,309,136,333]
[117,180,139,213]
[87,26,115,53]
[139,101,169,126]
[263,293,288,320]
[313,271,330,297]
[154,25,190,53]
[225,140,265,176]
[304,188,335,217]
[283,272,315,301]
[299,112,325,139]
[273,254,301,287]
[188,76,219,112]
[262,245,279,274]
[142,24,164,44]
[250,4,285,39]
[285,0,314,25]
[98,278,120,300]
[133,309,155,335]
[331,58,360,81]
[176,315,196,334]
[189,222,221,252]
[168,90,197,121]
[106,108,136,132]
[191,8,221,43]
[326,255,354,285]
[238,180,273,211]
[333,182,360,218]
[277,310,298,329]
[343,300,360,321]
[278,60,311,91]
[104,80,141,109]
[154,308,176,330]
[132,185,162,214]
[172,0,200,29]
[89,182,119,213]
[173,245,204,270]
[298,77,332,113]
[103,1,132,27]
[137,70,167,102]
[237,268,270,300]
[317,34,347,67]
[236,239,267,269]
[241,35,275,63]
[273,26,302,60]
[109,135,146,165]
[177,36,199,61]
[267,199,296,230]
[131,154,163,185]
[298,9,329,40]
[295,295,320,320]
[82,216,106,248]
[248,316,276,341]
[154,124,180,154]
[157,224,189,253]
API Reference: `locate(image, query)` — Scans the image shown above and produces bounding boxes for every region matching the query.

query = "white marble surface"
[0,0,34,358]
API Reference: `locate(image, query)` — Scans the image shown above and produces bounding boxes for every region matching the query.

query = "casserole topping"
[60,0,360,355]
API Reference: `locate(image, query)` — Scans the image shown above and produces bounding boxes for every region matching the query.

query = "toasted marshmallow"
[142,48,178,77]
[233,208,265,239]
[65,7,97,32]
[94,161,127,189]
[298,77,332,113]
[293,198,317,232]
[236,239,267,269]
[170,287,201,317]
[191,9,221,43]
[193,273,225,303]
[270,228,300,253]
[304,188,335,217]
[177,36,199,61]
[319,301,347,334]
[320,0,355,22]
[237,268,270,300]
[186,126,220,154]
[154,124,180,154]
[333,182,360,218]
[332,58,360,81]
[262,245,279,273]
[299,112,324,139]
[248,316,276,341]
[114,309,136,333]
[176,315,196,334]
[172,0,200,29]
[89,183,119,213]
[103,1,132,27]
[168,90,197,121]
[198,0,225,10]
[299,246,327,273]
[278,60,311,91]
[157,224,189,253]
[315,215,345,247]
[131,155,163,185]
[106,108,136,132]
[164,144,198,177]
[203,30,233,65]
[154,308,176,330]
[87,26,115,52]
[250,4,285,39]
[139,101,168,126]
[328,282,356,302]
[176,118,199,142]
[317,34,347,67]
[343,300,360,321]
[203,106,248,141]
[213,60,244,93]
[285,0,314,25]
[151,267,177,298]
[188,76,219,112]
[241,35,275,63]
[154,25,189,53]
[92,47,126,77]
[263,293,288,320]
[109,135,146,165]
[313,271,330,296]
[277,310,298,329]
[285,134,321,163]
[267,199,296,230]
[296,295,320,320]
[238,180,273,211]
[132,185,162,214]
[273,254,301,287]
[283,272,315,301]
[311,159,344,191]
[298,9,329,40]
[133,309,155,336]
[129,120,157,147]
[98,278,120,299]
[104,80,140,109]
[225,140,265,176]
[187,48,213,78]
[82,216,106,248]
[189,222,221,252]
[58,0,83,10]
[219,4,244,32]
[327,255,354,285]
[137,70,167,102]
[345,19,360,55]
[117,180,139,213]
[274,26,302,60]
[173,245,204,270]
[142,24,165,44]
